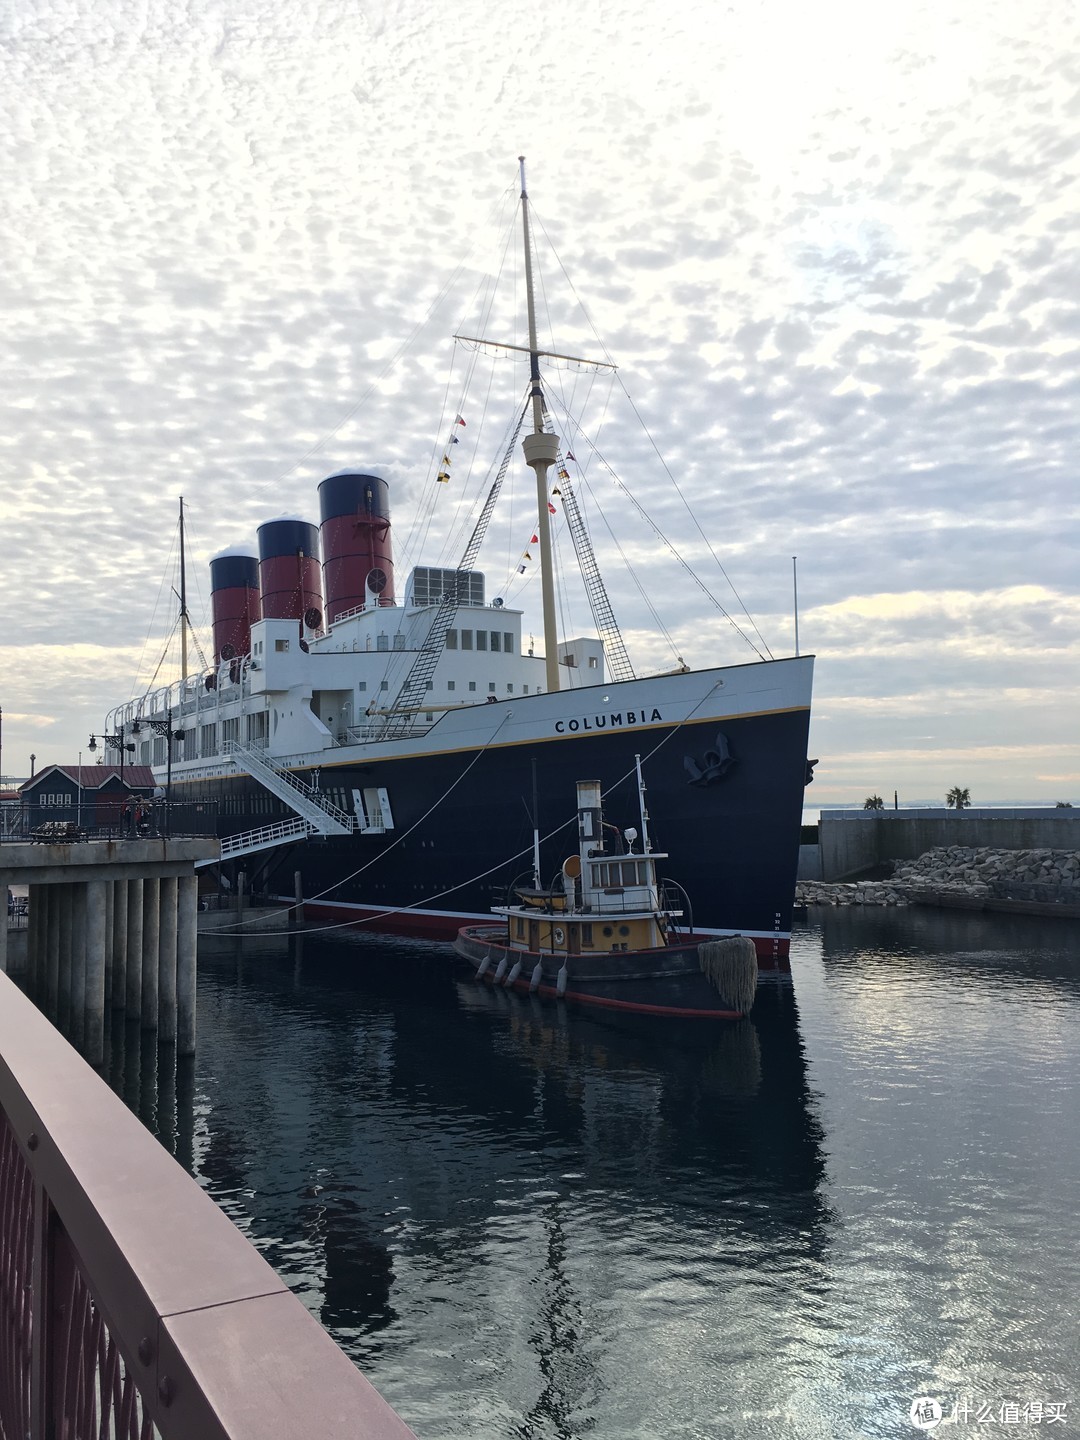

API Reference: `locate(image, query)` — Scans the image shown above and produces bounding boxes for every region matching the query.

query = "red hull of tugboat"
[454,924,750,1019]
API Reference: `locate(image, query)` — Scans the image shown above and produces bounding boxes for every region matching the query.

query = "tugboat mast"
[518,156,562,695]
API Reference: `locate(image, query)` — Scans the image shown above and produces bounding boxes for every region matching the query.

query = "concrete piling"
[0,838,215,1066]
[85,879,108,1066]
[177,874,198,1056]
[126,877,144,1018]
[141,877,160,1031]
[158,876,178,1044]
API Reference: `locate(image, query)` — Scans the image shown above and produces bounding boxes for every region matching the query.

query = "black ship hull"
[175,682,812,962]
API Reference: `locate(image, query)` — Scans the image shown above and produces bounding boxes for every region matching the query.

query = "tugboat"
[453,759,759,1019]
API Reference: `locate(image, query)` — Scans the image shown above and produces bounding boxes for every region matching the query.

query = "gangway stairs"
[223,743,354,835]
[195,817,313,867]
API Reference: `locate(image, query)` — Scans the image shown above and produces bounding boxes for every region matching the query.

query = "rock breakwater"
[796,846,1080,908]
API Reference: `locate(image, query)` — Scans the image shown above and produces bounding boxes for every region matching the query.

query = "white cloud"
[0,0,1077,810]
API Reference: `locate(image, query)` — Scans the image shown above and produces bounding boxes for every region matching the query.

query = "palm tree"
[863,795,885,810]
[945,786,971,810]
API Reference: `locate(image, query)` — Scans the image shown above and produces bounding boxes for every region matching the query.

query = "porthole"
[619,925,630,936]
[602,925,613,937]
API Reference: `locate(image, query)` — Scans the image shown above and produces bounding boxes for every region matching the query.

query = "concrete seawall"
[811,809,1080,882]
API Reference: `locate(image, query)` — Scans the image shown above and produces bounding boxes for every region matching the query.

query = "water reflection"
[104,914,1080,1440]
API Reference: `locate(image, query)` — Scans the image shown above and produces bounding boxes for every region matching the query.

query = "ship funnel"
[209,548,261,663]
[318,472,394,622]
[256,515,324,628]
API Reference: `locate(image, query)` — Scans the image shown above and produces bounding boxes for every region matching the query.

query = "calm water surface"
[112,908,1080,1439]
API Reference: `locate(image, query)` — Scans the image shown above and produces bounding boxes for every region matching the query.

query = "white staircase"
[224,743,354,835]
[193,817,313,867]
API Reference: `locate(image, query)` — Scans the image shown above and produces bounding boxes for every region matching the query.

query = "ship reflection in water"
[107,911,1080,1440]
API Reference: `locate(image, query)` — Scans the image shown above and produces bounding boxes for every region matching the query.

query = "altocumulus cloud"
[0,0,1077,810]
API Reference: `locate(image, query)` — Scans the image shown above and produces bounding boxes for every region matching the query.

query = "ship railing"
[0,969,416,1440]
[217,817,313,862]
[222,743,354,834]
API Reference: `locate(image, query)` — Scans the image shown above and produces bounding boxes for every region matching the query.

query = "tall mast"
[518,156,562,694]
[179,495,189,683]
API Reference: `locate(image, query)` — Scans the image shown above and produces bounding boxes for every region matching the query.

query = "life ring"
[553,926,565,946]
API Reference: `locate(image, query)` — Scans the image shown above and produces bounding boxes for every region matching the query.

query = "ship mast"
[518,156,562,694]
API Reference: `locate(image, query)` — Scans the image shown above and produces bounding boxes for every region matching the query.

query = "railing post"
[29,1179,53,1440]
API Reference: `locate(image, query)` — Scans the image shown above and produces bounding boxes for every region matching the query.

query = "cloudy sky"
[2,0,1077,811]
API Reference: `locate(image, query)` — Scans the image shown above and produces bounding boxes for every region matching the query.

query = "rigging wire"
[531,208,774,661]
[210,677,726,936]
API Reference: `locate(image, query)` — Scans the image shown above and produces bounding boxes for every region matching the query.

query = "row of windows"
[592,860,652,888]
[357,680,532,695]
[446,629,514,653]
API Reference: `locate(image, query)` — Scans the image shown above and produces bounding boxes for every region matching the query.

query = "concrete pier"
[0,837,216,1064]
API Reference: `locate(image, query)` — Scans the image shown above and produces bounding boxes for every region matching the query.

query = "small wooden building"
[19,765,156,832]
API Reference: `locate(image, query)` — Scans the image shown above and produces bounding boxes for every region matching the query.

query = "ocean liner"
[103,161,814,963]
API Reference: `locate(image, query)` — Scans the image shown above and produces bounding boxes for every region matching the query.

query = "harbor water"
[108,908,1080,1439]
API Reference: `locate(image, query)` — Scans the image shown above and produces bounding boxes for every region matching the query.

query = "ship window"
[489,631,501,652]
[581,924,593,945]
[425,712,434,722]
[523,685,529,694]
[516,917,525,938]
[589,656,599,669]
[488,683,496,693]
[393,633,405,649]
[446,629,458,649]
[358,681,367,692]
[563,652,576,667]
[426,681,433,690]
[468,681,477,692]
[461,630,473,650]
[377,634,389,651]
[504,633,514,653]
[380,681,389,691]
[447,681,455,691]
[507,684,513,693]
[476,630,487,651]
[275,638,289,652]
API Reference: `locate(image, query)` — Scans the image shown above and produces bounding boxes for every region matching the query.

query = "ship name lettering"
[553,707,663,735]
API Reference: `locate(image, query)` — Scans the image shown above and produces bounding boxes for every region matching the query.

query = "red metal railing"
[0,971,417,1440]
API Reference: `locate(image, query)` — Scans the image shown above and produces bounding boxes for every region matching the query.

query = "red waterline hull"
[293,900,791,967]
[452,924,753,1019]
